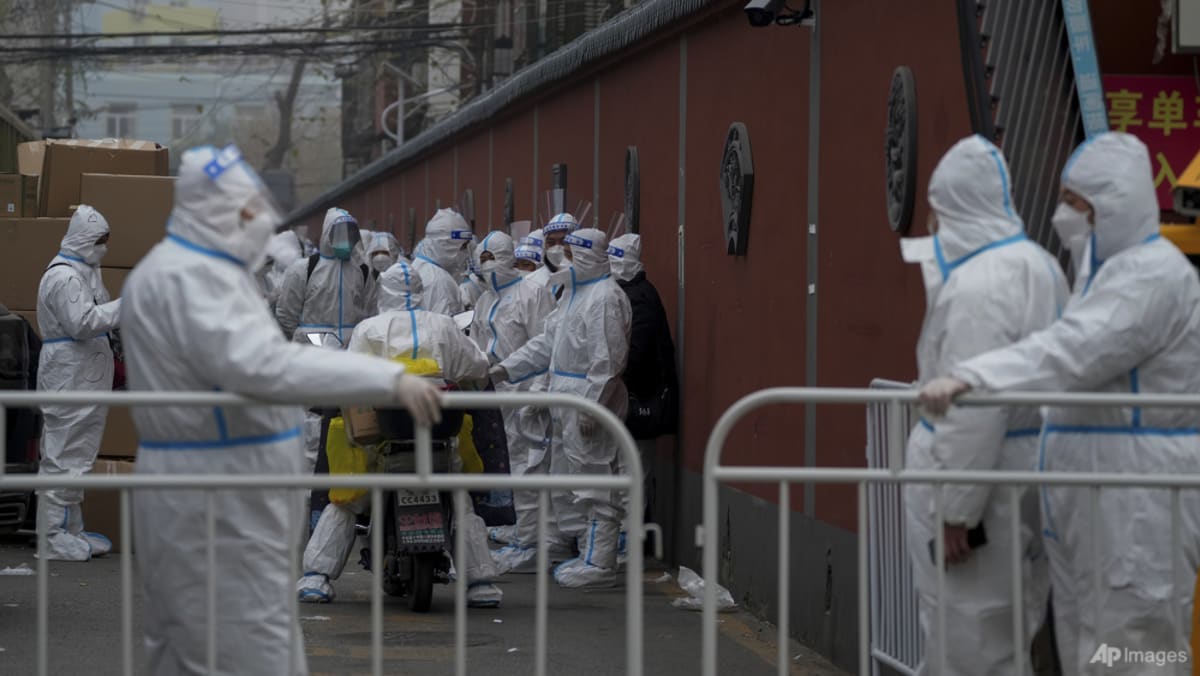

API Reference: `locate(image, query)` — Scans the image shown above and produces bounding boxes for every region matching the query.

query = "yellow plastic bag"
[392,356,442,376]
[326,417,377,505]
[457,414,483,474]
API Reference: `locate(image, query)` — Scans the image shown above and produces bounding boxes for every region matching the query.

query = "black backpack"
[306,254,369,286]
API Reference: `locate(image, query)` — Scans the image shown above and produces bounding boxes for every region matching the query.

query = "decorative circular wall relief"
[885,66,918,234]
[719,122,754,256]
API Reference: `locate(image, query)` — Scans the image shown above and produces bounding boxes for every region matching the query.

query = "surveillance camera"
[1176,150,1200,218]
[744,0,785,27]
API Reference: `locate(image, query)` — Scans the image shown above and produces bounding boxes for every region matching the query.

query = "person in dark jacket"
[607,233,678,523]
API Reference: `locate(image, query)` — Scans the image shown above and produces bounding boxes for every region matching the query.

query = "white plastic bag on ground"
[672,565,735,612]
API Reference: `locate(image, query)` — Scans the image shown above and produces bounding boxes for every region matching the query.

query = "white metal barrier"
[0,390,644,676]
[864,380,920,675]
[701,386,1200,676]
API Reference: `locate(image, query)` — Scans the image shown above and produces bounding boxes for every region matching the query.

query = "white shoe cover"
[85,532,112,557]
[488,525,516,544]
[554,561,617,589]
[555,519,619,589]
[467,582,503,608]
[42,532,91,561]
[494,541,574,574]
[297,573,335,603]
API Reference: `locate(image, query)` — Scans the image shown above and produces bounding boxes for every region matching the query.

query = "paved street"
[0,534,846,675]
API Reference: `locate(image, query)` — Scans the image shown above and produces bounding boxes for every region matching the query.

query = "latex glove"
[919,377,971,417]
[579,415,598,439]
[393,374,443,427]
[488,364,508,385]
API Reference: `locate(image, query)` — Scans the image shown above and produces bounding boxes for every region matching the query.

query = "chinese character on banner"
[1103,76,1200,209]
[1105,89,1143,132]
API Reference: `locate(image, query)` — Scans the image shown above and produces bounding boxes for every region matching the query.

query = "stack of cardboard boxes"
[1,139,175,552]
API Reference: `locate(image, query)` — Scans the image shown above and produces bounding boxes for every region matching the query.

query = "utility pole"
[39,0,58,133]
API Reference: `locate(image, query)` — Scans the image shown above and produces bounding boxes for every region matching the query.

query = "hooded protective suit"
[901,136,1067,675]
[275,208,369,344]
[123,145,412,676]
[362,232,405,316]
[467,233,560,572]
[297,261,500,607]
[500,228,631,588]
[520,228,552,291]
[36,204,121,561]
[412,209,472,316]
[260,231,305,310]
[948,132,1200,675]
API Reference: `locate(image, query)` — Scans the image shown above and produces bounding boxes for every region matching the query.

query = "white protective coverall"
[122,145,414,676]
[260,231,305,310]
[949,132,1200,675]
[901,136,1067,675]
[297,260,502,607]
[412,209,472,316]
[362,231,405,315]
[36,205,121,561]
[275,207,369,345]
[520,228,552,291]
[499,228,631,588]
[467,232,562,572]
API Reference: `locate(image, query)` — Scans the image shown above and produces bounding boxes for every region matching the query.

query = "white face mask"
[371,255,394,273]
[545,245,567,268]
[480,259,500,274]
[1052,201,1091,257]
[240,208,278,271]
[85,244,107,266]
[518,269,532,278]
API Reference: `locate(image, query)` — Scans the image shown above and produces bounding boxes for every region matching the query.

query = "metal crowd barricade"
[0,390,644,676]
[864,380,920,675]
[701,387,1200,676]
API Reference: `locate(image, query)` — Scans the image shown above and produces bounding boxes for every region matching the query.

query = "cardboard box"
[40,140,169,217]
[17,141,44,177]
[0,218,70,310]
[21,175,37,217]
[82,458,136,553]
[79,174,174,268]
[0,174,32,219]
[101,267,132,300]
[99,407,138,458]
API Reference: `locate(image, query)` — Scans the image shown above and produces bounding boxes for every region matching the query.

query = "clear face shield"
[329,219,362,260]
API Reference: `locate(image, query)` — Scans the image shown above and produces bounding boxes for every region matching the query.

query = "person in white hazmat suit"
[412,209,472,316]
[920,132,1200,675]
[35,204,122,561]
[491,228,632,588]
[276,208,372,474]
[258,231,305,310]
[298,260,504,608]
[519,228,553,291]
[901,136,1068,675]
[460,237,488,310]
[515,238,543,275]
[362,231,405,315]
[120,144,442,676]
[275,207,370,345]
[465,232,565,572]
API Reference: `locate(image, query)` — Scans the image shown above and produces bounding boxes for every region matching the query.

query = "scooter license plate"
[395,489,440,507]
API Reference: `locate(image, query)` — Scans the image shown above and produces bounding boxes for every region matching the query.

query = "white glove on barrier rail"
[393,374,443,426]
[918,377,972,417]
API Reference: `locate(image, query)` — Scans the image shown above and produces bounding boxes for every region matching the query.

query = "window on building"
[171,104,203,139]
[105,103,137,138]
